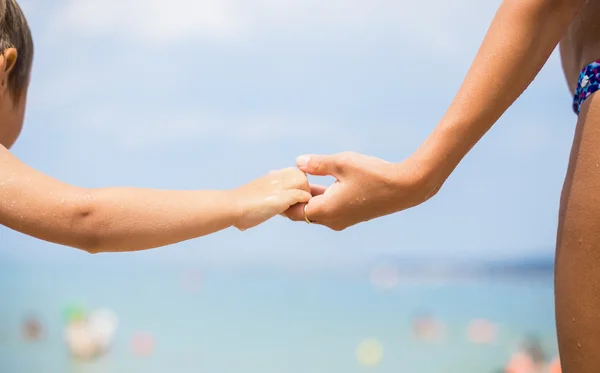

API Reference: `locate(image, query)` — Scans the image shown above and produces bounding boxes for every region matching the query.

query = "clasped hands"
[233,151,442,232]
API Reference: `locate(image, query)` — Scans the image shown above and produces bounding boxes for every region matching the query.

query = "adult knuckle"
[335,152,347,163]
[336,152,354,169]
[339,151,355,160]
[312,157,324,173]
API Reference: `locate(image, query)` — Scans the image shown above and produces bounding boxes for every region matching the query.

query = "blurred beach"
[2,1,573,372]
[0,259,557,373]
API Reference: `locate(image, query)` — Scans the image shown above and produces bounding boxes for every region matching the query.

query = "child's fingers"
[277,189,312,220]
[280,189,311,207]
[276,189,311,216]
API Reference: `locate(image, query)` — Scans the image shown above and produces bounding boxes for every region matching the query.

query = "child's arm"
[413,0,584,186]
[0,145,311,253]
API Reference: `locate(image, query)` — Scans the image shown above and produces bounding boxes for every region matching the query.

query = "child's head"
[0,0,32,148]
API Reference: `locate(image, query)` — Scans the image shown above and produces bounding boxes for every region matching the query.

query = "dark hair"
[0,0,32,102]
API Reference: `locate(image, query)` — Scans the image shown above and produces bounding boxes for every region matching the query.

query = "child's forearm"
[3,182,239,253]
[1,144,311,253]
[71,188,239,253]
[413,0,583,184]
[0,146,241,252]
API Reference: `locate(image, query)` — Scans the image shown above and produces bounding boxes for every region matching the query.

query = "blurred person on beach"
[285,0,599,370]
[0,0,311,254]
[504,336,557,373]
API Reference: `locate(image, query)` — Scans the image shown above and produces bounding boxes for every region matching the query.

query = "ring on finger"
[304,204,314,224]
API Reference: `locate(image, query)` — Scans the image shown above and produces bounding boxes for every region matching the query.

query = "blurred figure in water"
[505,335,559,373]
[21,315,42,341]
[65,318,100,360]
[64,308,118,361]
[411,312,445,342]
[523,336,547,370]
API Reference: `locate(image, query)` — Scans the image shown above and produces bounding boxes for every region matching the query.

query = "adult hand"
[284,152,440,231]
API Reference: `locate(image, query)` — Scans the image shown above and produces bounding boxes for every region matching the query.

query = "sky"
[0,0,578,271]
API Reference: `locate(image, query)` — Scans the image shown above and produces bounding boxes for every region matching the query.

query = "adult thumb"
[296,154,344,177]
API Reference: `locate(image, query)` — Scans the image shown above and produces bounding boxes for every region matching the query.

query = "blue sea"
[0,262,557,373]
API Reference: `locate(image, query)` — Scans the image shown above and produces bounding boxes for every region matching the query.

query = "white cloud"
[30,0,506,151]
[54,0,245,43]
[51,0,501,55]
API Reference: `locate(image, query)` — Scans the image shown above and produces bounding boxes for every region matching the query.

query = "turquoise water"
[0,264,557,373]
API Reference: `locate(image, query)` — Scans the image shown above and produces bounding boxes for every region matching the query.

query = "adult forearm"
[413,0,583,184]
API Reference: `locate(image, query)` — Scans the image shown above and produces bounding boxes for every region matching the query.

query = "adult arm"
[287,0,585,230]
[412,0,585,185]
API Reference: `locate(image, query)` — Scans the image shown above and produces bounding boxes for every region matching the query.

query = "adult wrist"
[401,127,471,200]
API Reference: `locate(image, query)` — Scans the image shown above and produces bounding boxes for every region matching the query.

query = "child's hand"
[232,167,311,230]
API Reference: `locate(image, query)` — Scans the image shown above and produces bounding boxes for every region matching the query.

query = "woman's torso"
[560,0,600,92]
